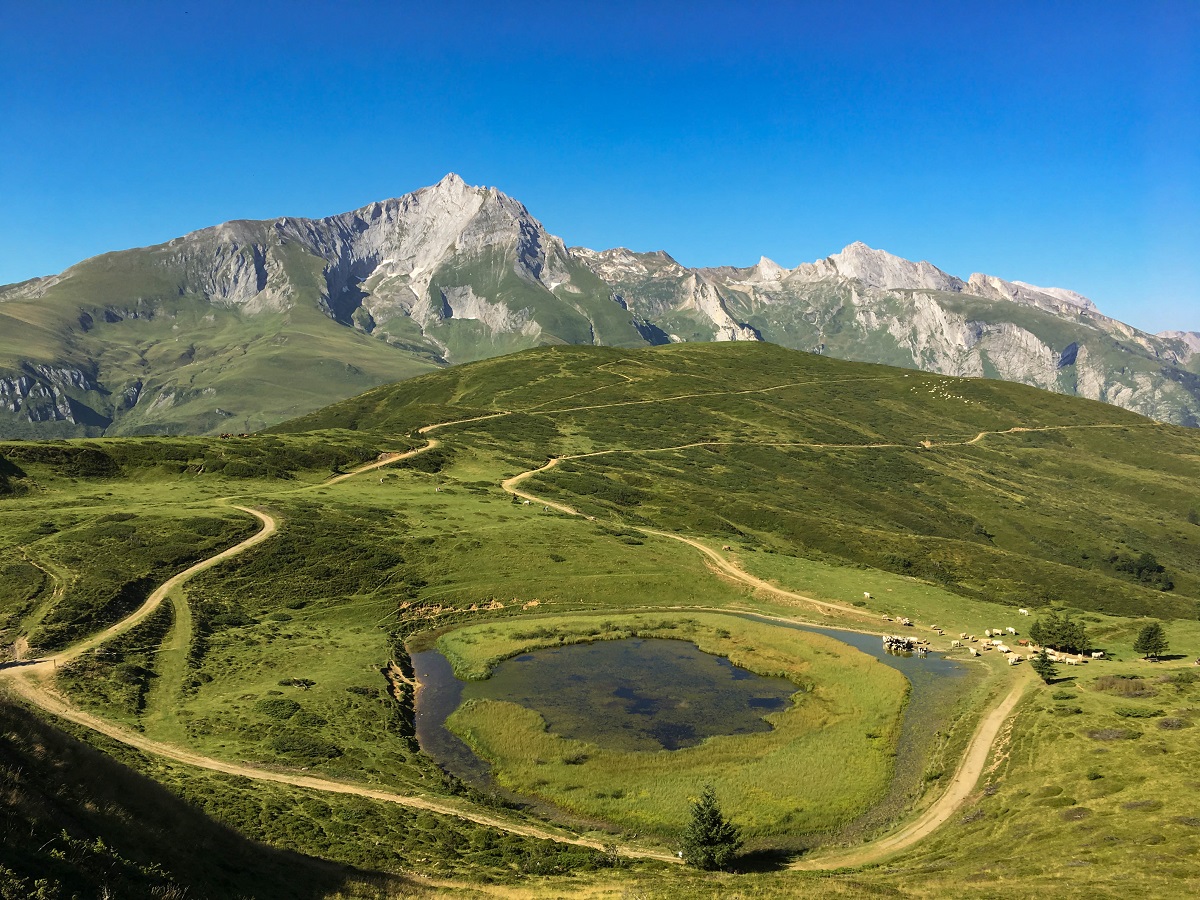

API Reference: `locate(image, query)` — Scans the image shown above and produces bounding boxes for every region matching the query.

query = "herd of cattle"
[880,610,1104,666]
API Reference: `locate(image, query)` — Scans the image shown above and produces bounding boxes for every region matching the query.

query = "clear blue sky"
[2,1,1197,332]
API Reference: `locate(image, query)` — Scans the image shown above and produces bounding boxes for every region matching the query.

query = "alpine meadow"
[3,340,1200,898]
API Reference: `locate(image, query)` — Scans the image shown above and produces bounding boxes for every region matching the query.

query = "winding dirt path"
[2,673,673,861]
[0,445,674,863]
[793,672,1031,868]
[637,529,870,621]
[16,505,276,677]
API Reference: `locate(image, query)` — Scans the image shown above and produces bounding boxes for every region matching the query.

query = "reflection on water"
[463,638,796,752]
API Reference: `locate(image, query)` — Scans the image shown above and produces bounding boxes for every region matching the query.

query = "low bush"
[1114,706,1164,718]
[255,698,301,720]
[1094,675,1155,697]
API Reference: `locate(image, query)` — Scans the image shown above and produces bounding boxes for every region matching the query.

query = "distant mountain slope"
[573,242,1200,426]
[3,175,1198,436]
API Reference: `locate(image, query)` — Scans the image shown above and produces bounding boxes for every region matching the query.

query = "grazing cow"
[960,632,968,640]
[997,644,1010,653]
[1091,651,1104,659]
[951,640,963,648]
[969,648,979,656]
[1019,608,1030,616]
[991,639,1004,646]
[864,592,872,599]
[969,635,976,642]
[1006,626,1017,635]
[985,629,993,637]
[1008,655,1021,665]
[1065,658,1080,666]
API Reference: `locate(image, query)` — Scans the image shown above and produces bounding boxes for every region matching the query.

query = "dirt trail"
[16,505,276,678]
[637,529,870,621]
[501,458,584,516]
[1,674,673,861]
[792,673,1031,869]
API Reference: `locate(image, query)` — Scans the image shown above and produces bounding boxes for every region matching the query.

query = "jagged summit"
[819,241,966,292]
[1,174,1198,437]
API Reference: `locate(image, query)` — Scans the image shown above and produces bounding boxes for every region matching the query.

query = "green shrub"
[268,731,342,761]
[1114,706,1164,718]
[255,698,301,720]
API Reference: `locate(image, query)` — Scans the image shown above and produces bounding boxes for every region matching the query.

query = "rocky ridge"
[1,174,1198,435]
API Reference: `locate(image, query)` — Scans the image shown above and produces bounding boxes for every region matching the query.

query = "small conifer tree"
[680,784,741,871]
[1133,622,1169,660]
[1030,648,1058,683]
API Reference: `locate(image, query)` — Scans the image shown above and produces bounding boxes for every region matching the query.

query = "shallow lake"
[413,617,968,798]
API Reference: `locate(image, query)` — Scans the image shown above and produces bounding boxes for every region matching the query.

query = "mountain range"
[2,172,1198,437]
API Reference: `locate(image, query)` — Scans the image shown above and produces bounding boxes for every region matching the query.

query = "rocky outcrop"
[0,366,108,426]
[270,174,577,339]
[1159,331,1200,361]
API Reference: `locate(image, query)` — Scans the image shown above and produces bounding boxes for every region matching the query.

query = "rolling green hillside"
[280,342,1200,620]
[4,341,1200,897]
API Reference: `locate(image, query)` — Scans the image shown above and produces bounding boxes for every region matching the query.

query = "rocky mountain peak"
[752,256,788,282]
[966,273,1099,315]
[1159,330,1200,358]
[825,242,967,293]
[1011,282,1097,311]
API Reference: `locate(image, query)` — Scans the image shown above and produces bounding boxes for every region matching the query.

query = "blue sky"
[2,1,1197,331]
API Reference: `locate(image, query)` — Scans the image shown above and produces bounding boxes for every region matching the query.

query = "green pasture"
[2,342,1200,895]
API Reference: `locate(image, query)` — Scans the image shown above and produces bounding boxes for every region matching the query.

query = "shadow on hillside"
[0,698,418,899]
[732,848,795,873]
[1046,675,1077,686]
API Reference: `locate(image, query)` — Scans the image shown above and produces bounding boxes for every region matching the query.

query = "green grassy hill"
[4,341,1200,897]
[281,342,1200,620]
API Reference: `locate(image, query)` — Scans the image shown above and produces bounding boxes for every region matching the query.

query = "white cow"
[985,629,993,637]
[997,644,1011,653]
[1019,608,1030,616]
[969,648,979,656]
[1008,655,1021,665]
[1065,658,1080,666]
[1006,626,1017,635]
[951,640,963,648]
[991,639,1004,646]
[1091,651,1104,659]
